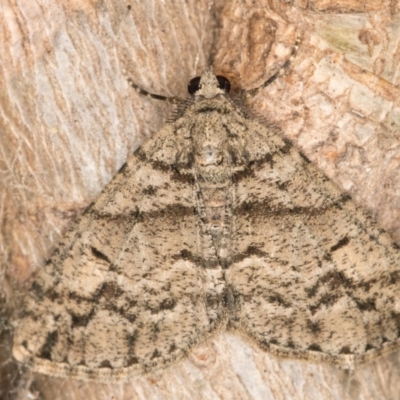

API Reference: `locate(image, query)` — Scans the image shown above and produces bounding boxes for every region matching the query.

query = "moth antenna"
[166,97,195,123]
[245,32,301,98]
[127,77,185,105]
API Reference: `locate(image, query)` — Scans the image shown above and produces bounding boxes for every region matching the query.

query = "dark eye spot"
[216,76,231,93]
[188,76,201,95]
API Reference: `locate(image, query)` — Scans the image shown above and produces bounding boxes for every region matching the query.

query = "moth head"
[188,68,231,98]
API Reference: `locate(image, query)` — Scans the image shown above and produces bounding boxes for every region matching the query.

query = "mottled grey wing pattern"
[13,67,400,381]
[227,122,400,368]
[12,123,227,381]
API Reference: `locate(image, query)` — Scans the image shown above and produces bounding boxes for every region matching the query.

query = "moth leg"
[245,32,301,98]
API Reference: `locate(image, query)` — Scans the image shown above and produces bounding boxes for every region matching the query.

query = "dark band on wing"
[234,200,345,218]
[89,203,195,222]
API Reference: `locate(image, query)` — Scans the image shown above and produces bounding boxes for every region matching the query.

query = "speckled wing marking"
[226,121,400,369]
[12,121,228,381]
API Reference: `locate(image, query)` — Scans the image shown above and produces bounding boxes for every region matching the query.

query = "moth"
[13,36,400,382]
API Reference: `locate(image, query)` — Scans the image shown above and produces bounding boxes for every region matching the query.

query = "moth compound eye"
[188,76,201,95]
[216,76,231,93]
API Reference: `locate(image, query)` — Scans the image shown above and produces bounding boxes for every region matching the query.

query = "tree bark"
[1,0,400,398]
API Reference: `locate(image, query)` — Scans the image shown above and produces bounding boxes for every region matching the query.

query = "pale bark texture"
[1,0,400,399]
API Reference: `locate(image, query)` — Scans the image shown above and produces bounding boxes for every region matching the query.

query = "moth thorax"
[196,166,233,183]
[196,144,224,167]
